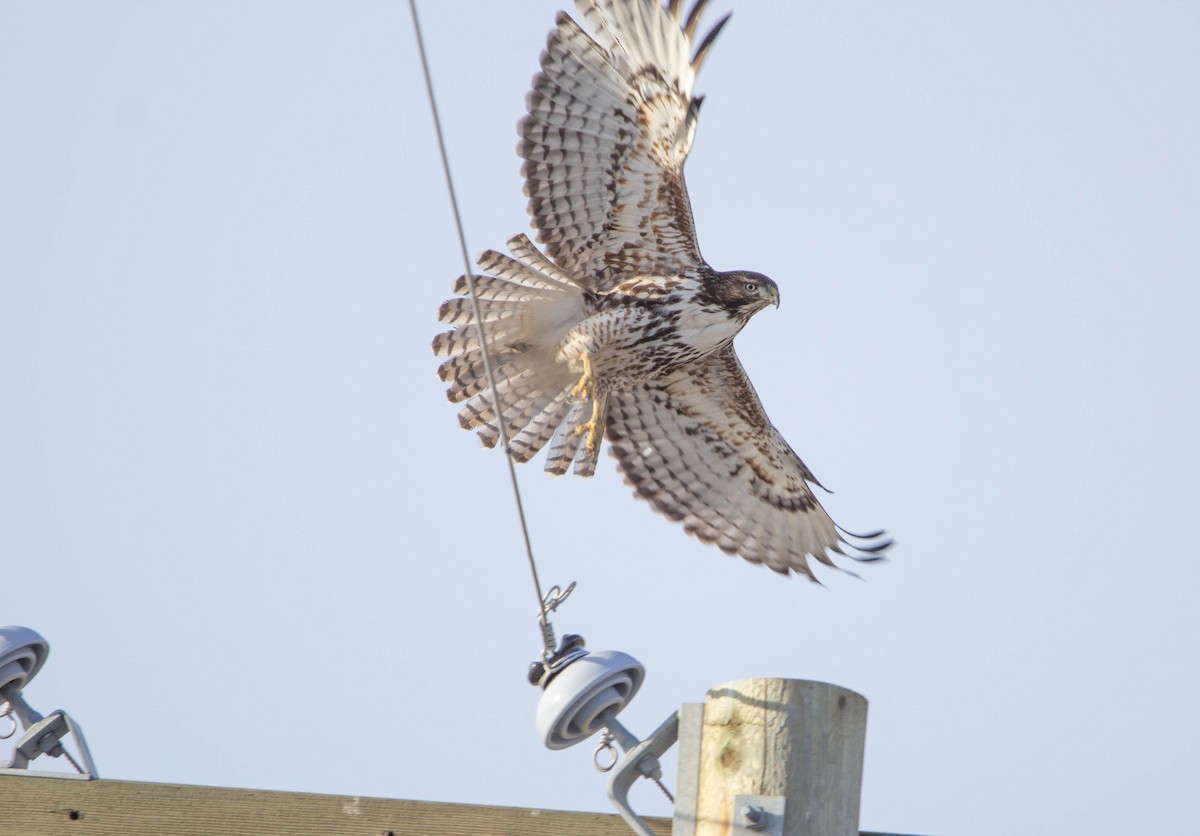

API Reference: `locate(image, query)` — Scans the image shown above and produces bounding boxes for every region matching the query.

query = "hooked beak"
[769,285,780,308]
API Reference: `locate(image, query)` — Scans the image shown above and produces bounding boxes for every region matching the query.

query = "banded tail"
[433,234,604,476]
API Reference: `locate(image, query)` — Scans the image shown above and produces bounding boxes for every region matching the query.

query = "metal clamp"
[605,709,681,836]
[0,684,98,780]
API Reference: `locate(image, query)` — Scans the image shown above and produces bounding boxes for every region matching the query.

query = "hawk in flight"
[434,0,890,578]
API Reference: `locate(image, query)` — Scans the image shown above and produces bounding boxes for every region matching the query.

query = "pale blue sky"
[2,2,1198,834]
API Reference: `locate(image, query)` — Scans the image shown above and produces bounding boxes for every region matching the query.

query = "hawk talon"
[587,420,601,453]
[572,385,603,453]
[569,353,594,402]
[573,417,601,454]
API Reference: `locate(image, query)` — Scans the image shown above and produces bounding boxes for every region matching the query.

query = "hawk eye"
[744,282,758,293]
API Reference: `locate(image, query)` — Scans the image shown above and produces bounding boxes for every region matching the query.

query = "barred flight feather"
[606,346,889,578]
[432,1,891,579]
[519,0,725,284]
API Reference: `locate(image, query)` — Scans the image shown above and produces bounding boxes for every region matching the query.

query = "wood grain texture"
[0,775,671,836]
[693,678,868,836]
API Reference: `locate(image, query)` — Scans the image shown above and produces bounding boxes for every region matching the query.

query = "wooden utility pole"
[690,678,868,836]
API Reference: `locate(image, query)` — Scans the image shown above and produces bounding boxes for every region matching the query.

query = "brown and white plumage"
[434,0,890,578]
[521,0,724,286]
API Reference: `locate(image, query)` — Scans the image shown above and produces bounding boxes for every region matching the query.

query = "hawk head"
[708,270,780,320]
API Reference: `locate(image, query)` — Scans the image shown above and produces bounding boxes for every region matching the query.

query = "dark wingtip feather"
[796,566,826,585]
[683,0,711,41]
[834,523,893,559]
[691,11,731,73]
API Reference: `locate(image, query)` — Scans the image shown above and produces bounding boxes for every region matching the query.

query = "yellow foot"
[569,353,594,401]
[573,417,602,454]
[572,389,603,453]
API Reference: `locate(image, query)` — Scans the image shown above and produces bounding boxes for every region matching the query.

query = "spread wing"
[520,0,730,289]
[605,346,891,578]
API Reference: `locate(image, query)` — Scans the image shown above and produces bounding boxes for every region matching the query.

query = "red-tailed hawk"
[433,0,890,578]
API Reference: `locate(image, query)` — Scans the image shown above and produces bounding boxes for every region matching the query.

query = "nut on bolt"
[741,804,766,831]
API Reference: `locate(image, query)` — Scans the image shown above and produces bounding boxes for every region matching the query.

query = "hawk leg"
[570,352,593,401]
[574,395,603,453]
[570,353,602,453]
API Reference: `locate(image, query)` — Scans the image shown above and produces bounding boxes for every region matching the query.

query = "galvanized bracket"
[730,794,786,836]
[0,708,98,780]
[606,709,681,836]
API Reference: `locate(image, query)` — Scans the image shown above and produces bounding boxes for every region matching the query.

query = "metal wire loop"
[542,582,576,614]
[0,704,16,740]
[537,583,578,661]
[593,730,618,773]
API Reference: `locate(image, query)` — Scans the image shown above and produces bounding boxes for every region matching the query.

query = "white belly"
[556,302,742,384]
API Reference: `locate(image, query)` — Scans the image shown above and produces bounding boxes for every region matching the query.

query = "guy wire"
[408,0,555,655]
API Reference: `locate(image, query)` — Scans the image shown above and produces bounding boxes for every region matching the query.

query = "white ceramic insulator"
[535,650,645,750]
[0,626,49,694]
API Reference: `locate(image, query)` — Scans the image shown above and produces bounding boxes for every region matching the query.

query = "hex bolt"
[741,804,766,831]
